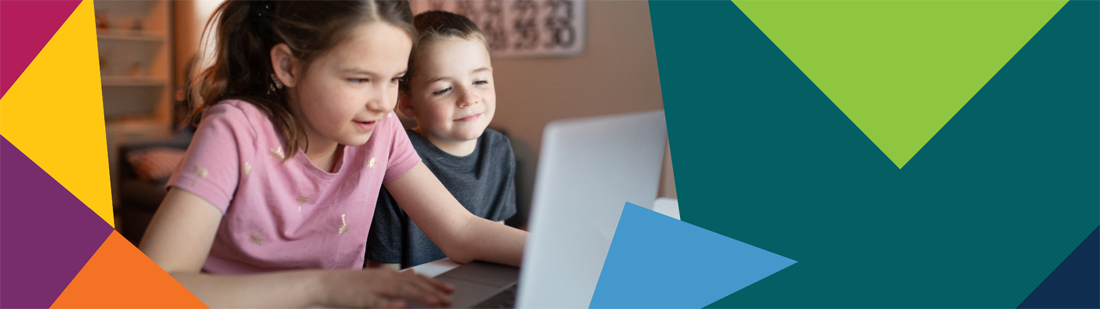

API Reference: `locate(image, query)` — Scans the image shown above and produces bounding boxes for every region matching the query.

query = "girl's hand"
[320,268,454,308]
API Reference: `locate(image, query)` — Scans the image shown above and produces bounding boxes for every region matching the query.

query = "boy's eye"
[473,80,489,86]
[390,77,403,84]
[432,87,452,96]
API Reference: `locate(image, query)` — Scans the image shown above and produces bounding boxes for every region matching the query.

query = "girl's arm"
[140,189,453,308]
[365,260,401,270]
[385,163,527,266]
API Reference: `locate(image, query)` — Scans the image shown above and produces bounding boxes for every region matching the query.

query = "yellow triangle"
[0,0,113,226]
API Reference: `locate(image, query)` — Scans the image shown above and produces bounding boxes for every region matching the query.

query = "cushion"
[126,147,186,182]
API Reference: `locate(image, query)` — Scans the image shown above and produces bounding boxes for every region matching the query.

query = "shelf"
[97,30,166,42]
[97,0,173,213]
[101,76,168,87]
[93,0,157,17]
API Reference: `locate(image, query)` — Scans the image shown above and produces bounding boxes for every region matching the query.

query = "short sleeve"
[365,187,405,264]
[382,117,421,183]
[166,103,255,213]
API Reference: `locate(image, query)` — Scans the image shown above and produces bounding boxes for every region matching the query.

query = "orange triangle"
[51,231,208,308]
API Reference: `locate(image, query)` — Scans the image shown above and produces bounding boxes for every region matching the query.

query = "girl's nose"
[368,84,393,111]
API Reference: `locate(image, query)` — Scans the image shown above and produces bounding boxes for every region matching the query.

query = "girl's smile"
[354,119,379,132]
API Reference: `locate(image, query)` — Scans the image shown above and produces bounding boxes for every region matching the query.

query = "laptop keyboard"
[474,284,518,308]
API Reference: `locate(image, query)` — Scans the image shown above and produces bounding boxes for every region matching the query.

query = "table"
[407,258,461,278]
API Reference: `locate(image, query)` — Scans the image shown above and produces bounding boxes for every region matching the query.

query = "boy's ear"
[397,92,417,118]
[270,43,300,88]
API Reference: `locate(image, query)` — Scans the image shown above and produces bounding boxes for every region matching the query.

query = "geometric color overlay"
[1017,226,1100,309]
[51,231,208,308]
[735,0,1067,168]
[650,0,1097,307]
[0,136,114,308]
[0,0,114,226]
[590,203,795,308]
[0,0,81,97]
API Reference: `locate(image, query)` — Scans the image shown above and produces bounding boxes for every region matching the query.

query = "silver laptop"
[428,110,668,308]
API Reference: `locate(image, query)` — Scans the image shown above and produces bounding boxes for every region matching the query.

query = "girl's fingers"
[371,296,404,309]
[420,273,454,296]
[406,272,454,293]
[392,272,451,307]
[432,277,455,293]
[407,275,451,307]
[385,299,407,309]
[379,279,428,306]
[410,272,453,292]
[414,277,452,307]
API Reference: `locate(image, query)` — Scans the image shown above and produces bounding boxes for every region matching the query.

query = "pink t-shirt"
[166,100,420,274]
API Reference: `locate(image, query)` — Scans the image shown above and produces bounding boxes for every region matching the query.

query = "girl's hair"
[402,10,488,94]
[190,0,415,155]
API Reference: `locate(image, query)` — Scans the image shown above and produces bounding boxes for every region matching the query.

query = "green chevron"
[733,0,1066,168]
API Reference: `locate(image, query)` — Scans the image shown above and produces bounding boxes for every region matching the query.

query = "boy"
[366,11,516,269]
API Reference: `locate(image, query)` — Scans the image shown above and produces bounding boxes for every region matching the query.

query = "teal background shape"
[591,203,795,308]
[650,0,1099,307]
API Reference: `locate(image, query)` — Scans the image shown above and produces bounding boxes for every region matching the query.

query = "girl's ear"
[270,43,301,88]
[397,92,417,118]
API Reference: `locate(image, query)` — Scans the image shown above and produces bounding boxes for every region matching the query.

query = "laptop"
[426,110,668,308]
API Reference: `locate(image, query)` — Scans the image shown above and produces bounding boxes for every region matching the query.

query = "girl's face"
[288,21,412,149]
[405,37,496,150]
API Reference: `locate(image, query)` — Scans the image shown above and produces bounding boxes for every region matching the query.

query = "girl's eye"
[390,77,403,84]
[432,87,452,96]
[349,78,369,84]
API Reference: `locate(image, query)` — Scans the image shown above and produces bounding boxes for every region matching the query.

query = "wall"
[172,0,221,86]
[171,1,677,205]
[488,0,675,199]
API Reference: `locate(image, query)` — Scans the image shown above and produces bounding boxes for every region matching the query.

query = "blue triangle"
[590,203,796,308]
[1018,226,1100,309]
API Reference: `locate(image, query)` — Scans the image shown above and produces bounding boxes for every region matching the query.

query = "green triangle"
[733,0,1067,168]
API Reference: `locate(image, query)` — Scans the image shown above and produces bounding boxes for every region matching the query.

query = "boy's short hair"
[402,11,489,94]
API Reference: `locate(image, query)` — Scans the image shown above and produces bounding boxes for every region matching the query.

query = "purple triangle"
[1,136,114,308]
[0,0,82,97]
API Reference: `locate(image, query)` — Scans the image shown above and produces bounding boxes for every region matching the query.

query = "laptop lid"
[516,110,668,308]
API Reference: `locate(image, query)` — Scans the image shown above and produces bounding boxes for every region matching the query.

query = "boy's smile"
[455,113,481,122]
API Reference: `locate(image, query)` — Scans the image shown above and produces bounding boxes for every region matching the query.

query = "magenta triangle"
[0,136,115,308]
[0,0,82,98]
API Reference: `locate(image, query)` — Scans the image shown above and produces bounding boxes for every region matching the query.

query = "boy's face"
[404,37,496,148]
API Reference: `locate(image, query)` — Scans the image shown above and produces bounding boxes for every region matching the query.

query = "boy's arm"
[365,188,408,270]
[385,163,526,266]
[494,132,520,226]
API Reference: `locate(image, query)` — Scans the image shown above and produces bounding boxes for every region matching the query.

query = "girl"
[138,1,525,308]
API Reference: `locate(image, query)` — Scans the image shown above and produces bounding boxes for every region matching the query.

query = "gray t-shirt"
[366,128,517,268]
